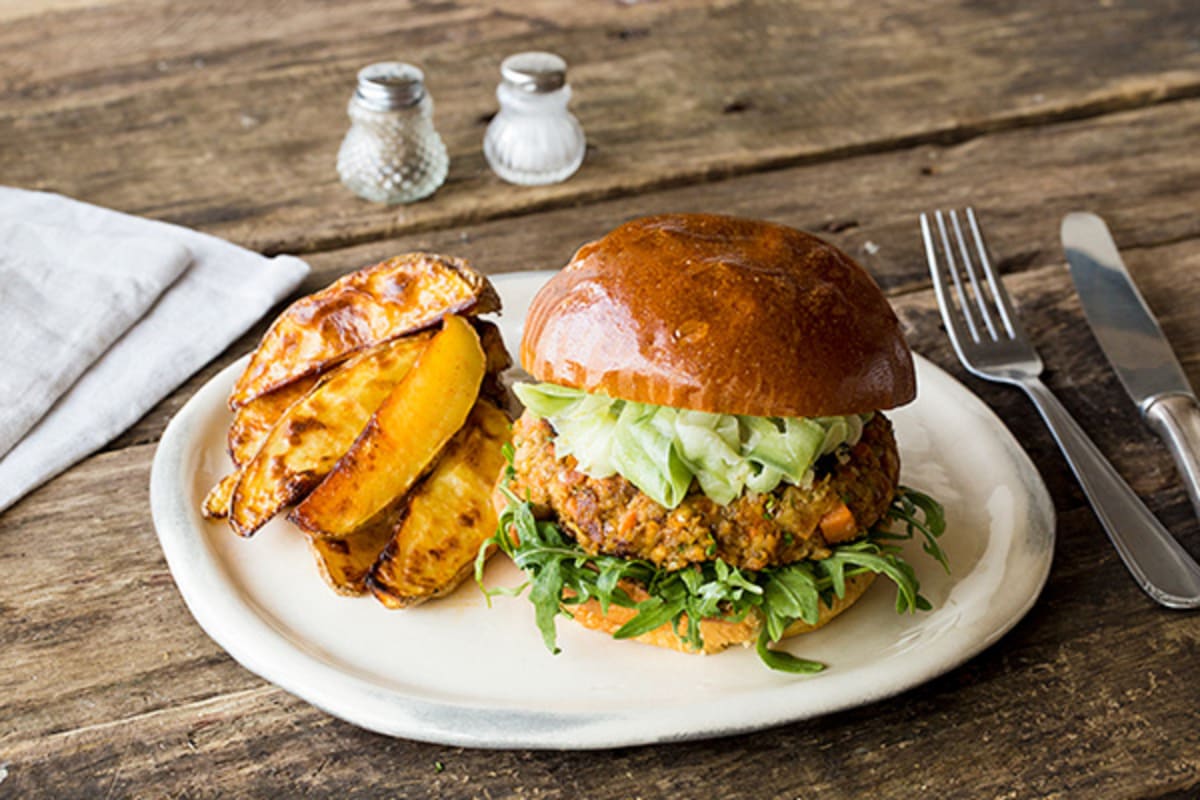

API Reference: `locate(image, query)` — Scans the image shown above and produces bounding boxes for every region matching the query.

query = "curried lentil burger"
[477,213,946,673]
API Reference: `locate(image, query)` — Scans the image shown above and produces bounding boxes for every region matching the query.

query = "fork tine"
[920,212,978,350]
[965,208,1021,339]
[932,210,981,343]
[949,209,999,341]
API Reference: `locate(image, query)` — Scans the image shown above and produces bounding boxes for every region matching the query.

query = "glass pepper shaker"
[336,62,448,204]
[484,52,585,186]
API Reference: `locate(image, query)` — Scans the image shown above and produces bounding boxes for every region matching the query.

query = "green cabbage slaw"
[513,381,870,508]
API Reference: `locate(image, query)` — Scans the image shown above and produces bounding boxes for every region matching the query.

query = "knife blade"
[1063,211,1200,523]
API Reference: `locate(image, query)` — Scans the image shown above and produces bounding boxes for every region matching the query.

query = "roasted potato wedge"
[227,375,318,467]
[308,401,509,596]
[289,315,486,539]
[201,472,239,520]
[228,253,499,410]
[204,375,319,521]
[368,400,510,608]
[309,513,399,595]
[228,332,433,537]
[210,321,508,523]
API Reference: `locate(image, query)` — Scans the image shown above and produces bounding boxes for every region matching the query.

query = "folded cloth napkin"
[0,220,192,459]
[0,188,310,513]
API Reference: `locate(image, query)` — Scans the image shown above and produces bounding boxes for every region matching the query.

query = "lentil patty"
[509,411,901,572]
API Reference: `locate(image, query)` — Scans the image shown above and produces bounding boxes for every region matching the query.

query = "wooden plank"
[103,97,1200,452]
[0,444,265,743]
[2,0,1199,254]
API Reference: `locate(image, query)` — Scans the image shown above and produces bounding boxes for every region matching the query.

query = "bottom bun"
[568,571,877,655]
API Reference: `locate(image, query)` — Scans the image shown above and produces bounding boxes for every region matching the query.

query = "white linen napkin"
[0,220,191,459]
[0,188,310,512]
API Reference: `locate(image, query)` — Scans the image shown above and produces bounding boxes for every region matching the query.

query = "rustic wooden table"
[3,1,1200,797]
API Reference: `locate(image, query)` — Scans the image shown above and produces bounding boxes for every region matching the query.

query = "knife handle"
[1020,378,1200,608]
[1145,393,1200,523]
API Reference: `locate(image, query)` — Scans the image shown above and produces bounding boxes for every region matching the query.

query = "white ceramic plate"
[150,270,1055,750]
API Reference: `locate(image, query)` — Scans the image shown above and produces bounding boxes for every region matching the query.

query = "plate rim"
[150,270,1055,750]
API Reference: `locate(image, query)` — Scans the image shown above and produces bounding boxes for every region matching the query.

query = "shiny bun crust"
[521,213,915,417]
[568,572,877,654]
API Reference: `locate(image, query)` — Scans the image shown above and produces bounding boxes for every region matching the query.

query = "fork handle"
[1019,377,1200,608]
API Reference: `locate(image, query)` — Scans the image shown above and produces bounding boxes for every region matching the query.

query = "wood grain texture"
[5,1,1200,798]
[0,0,125,23]
[1,0,1199,255]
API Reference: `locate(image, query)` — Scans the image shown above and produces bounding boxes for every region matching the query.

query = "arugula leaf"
[614,597,685,639]
[529,556,565,654]
[475,484,947,674]
[762,567,821,639]
[755,627,825,674]
[885,485,950,573]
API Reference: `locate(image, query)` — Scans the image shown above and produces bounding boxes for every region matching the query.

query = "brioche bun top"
[520,213,915,417]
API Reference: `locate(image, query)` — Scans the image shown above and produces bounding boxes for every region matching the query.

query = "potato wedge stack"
[202,253,513,607]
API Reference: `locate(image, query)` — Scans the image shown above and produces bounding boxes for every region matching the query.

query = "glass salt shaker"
[336,62,448,204]
[484,52,585,186]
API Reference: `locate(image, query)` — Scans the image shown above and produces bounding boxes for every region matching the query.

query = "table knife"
[1062,212,1200,527]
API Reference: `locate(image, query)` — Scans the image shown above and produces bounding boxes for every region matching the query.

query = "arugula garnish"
[475,482,946,673]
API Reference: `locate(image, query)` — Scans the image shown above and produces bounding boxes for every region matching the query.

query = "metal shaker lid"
[354,62,426,110]
[500,51,567,93]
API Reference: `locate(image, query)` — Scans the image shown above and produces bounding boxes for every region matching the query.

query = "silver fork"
[922,208,1200,608]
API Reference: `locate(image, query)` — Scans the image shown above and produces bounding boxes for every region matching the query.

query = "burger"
[477,213,946,672]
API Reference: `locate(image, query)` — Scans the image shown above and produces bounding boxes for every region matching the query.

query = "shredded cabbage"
[514,382,871,509]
